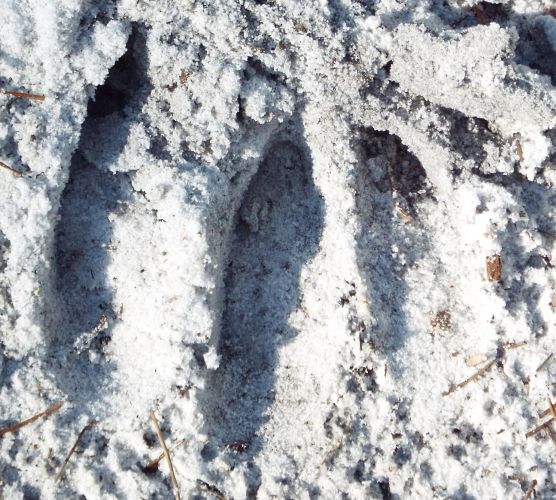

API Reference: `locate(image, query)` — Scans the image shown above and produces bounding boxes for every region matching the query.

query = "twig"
[0,89,45,101]
[0,161,23,177]
[547,397,556,421]
[525,419,553,438]
[149,411,181,500]
[539,408,550,419]
[503,340,527,350]
[442,358,497,396]
[55,420,97,483]
[0,402,64,436]
[545,426,556,449]
[536,353,554,373]
[196,479,226,500]
[523,479,537,500]
[143,438,187,472]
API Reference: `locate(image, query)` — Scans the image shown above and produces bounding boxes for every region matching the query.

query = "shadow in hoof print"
[46,25,149,412]
[354,128,432,374]
[50,157,132,408]
[203,133,324,460]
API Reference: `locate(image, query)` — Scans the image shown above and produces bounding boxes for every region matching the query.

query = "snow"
[0,0,555,498]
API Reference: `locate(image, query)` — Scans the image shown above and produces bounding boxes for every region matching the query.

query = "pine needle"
[523,479,537,500]
[539,408,553,419]
[0,402,64,436]
[0,89,45,101]
[149,411,181,500]
[442,358,497,396]
[525,419,553,438]
[545,426,556,449]
[55,420,97,483]
[143,438,187,473]
[536,353,554,373]
[0,161,23,177]
[547,397,556,421]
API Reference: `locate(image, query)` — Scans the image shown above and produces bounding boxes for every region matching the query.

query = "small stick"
[0,402,64,436]
[55,420,97,483]
[536,353,554,373]
[442,358,496,396]
[149,411,181,500]
[144,438,187,472]
[508,474,525,481]
[0,161,22,177]
[0,89,45,101]
[196,479,226,500]
[525,419,553,438]
[503,340,527,350]
[539,408,553,419]
[547,397,556,421]
[523,479,537,500]
[545,426,556,449]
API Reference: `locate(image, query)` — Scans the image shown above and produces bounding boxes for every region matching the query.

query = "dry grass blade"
[523,479,537,500]
[0,161,23,177]
[144,438,187,472]
[0,402,64,436]
[525,419,553,438]
[442,358,496,396]
[0,89,45,101]
[55,420,97,483]
[536,353,554,373]
[150,411,181,500]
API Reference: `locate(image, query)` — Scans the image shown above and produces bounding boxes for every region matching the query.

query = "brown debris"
[319,419,354,467]
[539,407,554,419]
[547,397,556,421]
[179,70,190,86]
[0,402,64,436]
[150,411,181,500]
[395,203,412,224]
[470,5,489,24]
[486,254,502,282]
[465,354,486,367]
[0,161,23,177]
[502,340,528,350]
[0,89,45,101]
[545,425,556,449]
[442,358,497,396]
[513,136,524,162]
[536,353,554,373]
[142,438,187,474]
[523,479,537,500]
[528,399,556,450]
[196,479,226,500]
[525,419,553,438]
[430,310,452,331]
[225,440,249,453]
[55,420,97,483]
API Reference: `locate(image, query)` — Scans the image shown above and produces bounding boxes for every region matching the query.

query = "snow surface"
[0,0,555,498]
